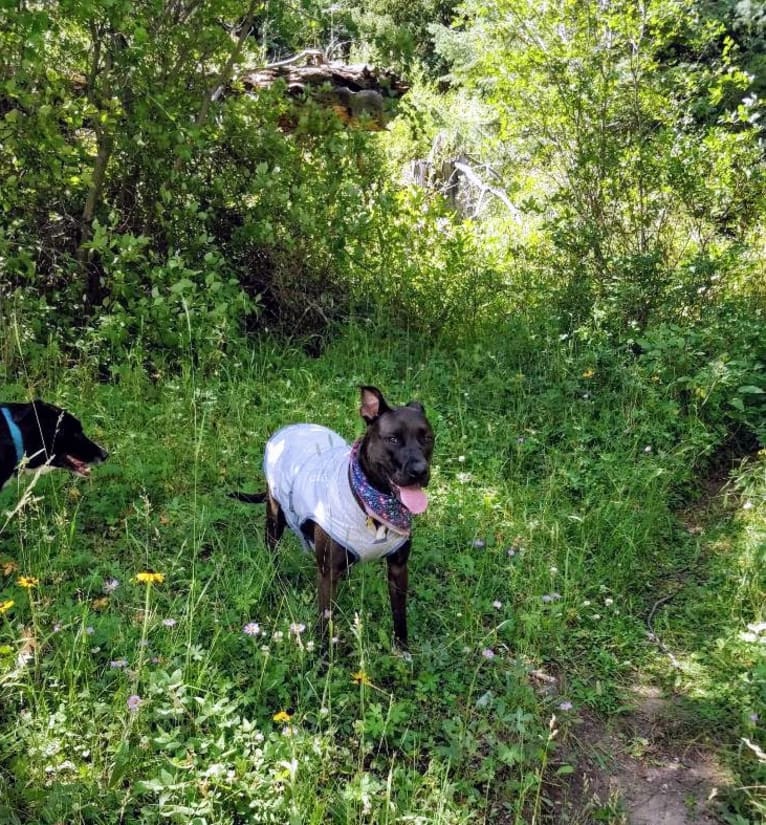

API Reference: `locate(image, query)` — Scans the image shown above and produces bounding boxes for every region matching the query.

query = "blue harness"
[1,407,24,465]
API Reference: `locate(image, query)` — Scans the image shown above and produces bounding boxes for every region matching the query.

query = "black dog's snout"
[406,457,430,484]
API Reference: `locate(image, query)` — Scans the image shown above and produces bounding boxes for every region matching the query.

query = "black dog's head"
[358,386,434,514]
[16,401,108,477]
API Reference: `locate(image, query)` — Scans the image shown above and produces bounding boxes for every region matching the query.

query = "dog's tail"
[228,490,268,504]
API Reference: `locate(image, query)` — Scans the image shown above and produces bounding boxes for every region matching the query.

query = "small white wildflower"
[492,600,503,610]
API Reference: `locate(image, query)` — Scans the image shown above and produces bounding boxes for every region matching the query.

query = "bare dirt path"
[547,684,731,824]
[544,466,743,824]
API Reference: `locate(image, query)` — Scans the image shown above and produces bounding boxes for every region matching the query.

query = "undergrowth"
[0,317,763,823]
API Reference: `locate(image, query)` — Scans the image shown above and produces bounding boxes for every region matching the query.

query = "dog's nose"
[408,458,429,482]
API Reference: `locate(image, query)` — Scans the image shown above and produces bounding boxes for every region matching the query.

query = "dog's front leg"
[314,528,350,643]
[386,541,411,650]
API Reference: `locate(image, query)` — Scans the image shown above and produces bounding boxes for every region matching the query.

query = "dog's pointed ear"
[360,386,390,423]
[406,401,425,414]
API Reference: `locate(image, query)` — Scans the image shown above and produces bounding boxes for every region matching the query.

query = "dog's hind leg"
[265,492,286,549]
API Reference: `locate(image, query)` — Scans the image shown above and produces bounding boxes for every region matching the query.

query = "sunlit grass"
[0,323,763,823]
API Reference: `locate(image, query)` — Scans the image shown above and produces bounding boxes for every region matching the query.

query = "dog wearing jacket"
[231,386,434,649]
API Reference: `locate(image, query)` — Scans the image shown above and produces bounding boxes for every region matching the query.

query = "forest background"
[0,1,765,823]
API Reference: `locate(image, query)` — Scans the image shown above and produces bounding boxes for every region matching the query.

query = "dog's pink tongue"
[397,485,428,514]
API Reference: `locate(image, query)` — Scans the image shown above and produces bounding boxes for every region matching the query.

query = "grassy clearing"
[0,322,764,824]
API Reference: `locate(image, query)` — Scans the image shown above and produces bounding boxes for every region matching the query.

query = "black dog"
[0,400,108,490]
[232,386,434,649]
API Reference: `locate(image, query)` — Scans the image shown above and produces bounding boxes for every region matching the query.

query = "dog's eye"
[387,435,400,445]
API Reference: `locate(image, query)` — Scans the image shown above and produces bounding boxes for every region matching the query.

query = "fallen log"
[235,51,409,130]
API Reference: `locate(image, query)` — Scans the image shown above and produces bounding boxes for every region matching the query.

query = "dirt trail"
[546,683,731,824]
[544,467,743,824]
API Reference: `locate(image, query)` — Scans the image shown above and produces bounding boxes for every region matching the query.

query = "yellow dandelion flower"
[351,670,372,686]
[17,576,39,589]
[273,710,293,723]
[581,368,595,379]
[134,572,165,585]
[0,599,14,614]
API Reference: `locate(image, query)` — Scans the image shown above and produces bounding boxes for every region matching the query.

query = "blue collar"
[1,407,24,465]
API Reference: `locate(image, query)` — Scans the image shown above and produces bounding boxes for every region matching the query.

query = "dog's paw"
[393,647,412,663]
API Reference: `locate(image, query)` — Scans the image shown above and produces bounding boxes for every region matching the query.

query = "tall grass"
[0,319,763,823]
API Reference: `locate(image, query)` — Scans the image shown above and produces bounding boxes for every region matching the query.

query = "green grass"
[0,323,763,824]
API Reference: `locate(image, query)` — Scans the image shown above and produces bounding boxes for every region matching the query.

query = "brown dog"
[231,386,434,649]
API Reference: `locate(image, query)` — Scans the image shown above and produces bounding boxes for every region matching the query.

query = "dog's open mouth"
[64,455,92,477]
[392,483,428,514]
